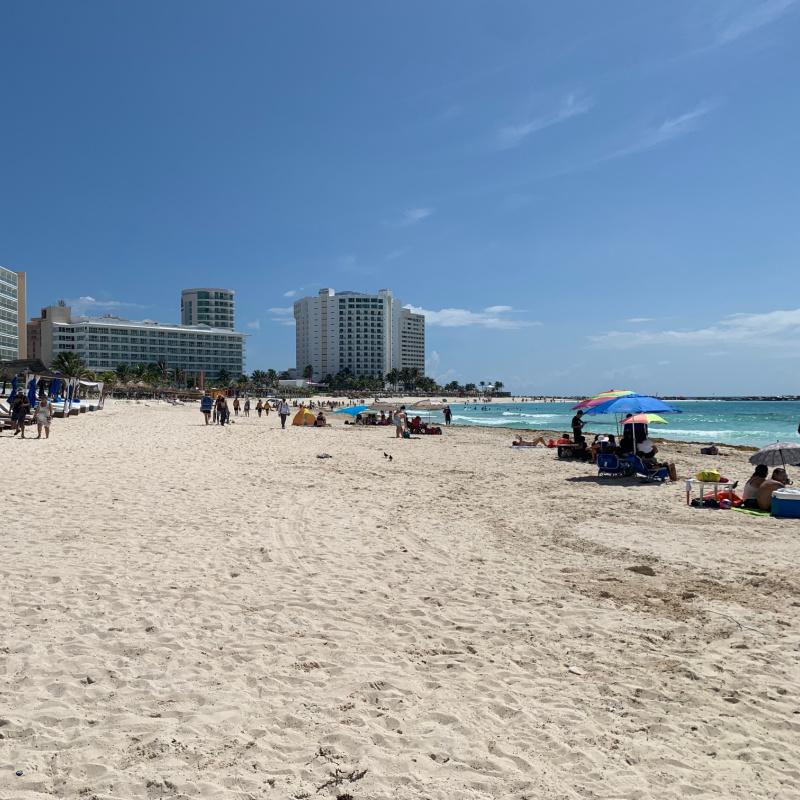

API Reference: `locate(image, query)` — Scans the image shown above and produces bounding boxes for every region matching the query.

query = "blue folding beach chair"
[597,453,631,478]
[626,455,670,483]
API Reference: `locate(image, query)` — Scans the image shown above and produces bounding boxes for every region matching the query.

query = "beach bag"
[696,469,721,482]
[403,431,411,439]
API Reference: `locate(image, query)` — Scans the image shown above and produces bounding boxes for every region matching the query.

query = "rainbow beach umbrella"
[572,389,635,411]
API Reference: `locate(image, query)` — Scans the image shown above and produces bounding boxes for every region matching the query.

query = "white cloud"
[715,0,796,45]
[246,320,260,330]
[405,304,541,330]
[610,104,714,159]
[269,306,296,327]
[67,296,146,316]
[627,317,653,323]
[496,92,593,149]
[385,208,434,228]
[590,307,800,350]
[284,290,296,298]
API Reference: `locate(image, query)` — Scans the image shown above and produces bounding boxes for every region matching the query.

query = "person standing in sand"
[35,396,54,439]
[278,399,290,428]
[200,392,213,425]
[256,399,263,418]
[244,398,250,417]
[394,405,407,439]
[10,389,31,438]
[571,410,585,443]
[233,397,240,416]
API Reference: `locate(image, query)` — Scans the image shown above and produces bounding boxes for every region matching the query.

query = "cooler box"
[771,489,800,519]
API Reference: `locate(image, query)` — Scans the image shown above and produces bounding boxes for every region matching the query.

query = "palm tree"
[494,381,504,393]
[385,368,399,392]
[172,366,186,387]
[115,363,132,384]
[464,382,477,394]
[265,368,278,390]
[133,363,149,382]
[51,351,87,378]
[216,368,232,387]
[302,364,314,381]
[100,370,117,385]
[278,371,290,380]
[155,359,169,383]
[251,370,268,393]
[479,381,486,394]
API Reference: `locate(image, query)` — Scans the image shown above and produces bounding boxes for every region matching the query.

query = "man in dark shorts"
[571,410,585,443]
[10,389,31,438]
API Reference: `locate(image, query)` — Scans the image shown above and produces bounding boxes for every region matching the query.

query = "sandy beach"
[2,399,799,800]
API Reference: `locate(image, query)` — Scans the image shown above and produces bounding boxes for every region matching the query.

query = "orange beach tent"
[292,408,317,426]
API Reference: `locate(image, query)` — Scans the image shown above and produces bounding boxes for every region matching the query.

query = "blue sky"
[2,1,798,395]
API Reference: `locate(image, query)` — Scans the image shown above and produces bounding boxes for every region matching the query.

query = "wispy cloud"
[67,296,147,316]
[627,317,653,323]
[591,307,800,350]
[384,208,434,228]
[269,307,296,327]
[246,319,260,330]
[609,104,714,159]
[405,304,541,330]
[284,290,297,298]
[715,0,796,45]
[496,92,593,150]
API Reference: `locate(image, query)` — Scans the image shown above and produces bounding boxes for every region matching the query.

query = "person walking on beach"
[244,398,250,417]
[200,392,213,425]
[35,396,54,439]
[215,393,228,426]
[571,410,586,443]
[10,389,31,438]
[278,399,290,428]
[394,405,407,438]
[233,397,240,416]
[443,406,452,425]
[256,399,263,418]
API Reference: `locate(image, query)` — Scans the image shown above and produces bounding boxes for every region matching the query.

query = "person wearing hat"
[10,388,31,438]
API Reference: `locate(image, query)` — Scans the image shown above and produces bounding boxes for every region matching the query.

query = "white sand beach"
[2,399,798,800]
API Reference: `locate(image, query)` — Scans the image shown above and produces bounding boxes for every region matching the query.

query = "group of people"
[742,464,793,511]
[351,405,443,437]
[4,388,54,439]
[200,394,293,428]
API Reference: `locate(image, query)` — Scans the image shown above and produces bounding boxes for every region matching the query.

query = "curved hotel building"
[181,288,235,329]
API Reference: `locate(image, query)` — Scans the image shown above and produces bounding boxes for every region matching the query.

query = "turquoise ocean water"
[438,401,800,448]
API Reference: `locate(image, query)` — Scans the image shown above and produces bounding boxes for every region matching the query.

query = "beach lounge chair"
[626,455,670,483]
[597,453,632,478]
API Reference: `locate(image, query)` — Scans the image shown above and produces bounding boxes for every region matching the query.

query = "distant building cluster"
[2,267,427,388]
[293,288,425,381]
[25,287,245,382]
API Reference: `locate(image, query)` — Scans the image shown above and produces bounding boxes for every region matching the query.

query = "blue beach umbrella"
[584,394,682,417]
[8,376,18,400]
[28,377,38,407]
[49,377,61,399]
[334,405,370,416]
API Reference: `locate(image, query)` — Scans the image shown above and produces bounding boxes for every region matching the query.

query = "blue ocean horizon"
[441,401,800,448]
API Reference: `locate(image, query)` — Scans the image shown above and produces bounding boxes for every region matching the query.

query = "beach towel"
[732,507,771,517]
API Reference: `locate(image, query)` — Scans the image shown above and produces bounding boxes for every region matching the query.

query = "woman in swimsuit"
[35,396,54,439]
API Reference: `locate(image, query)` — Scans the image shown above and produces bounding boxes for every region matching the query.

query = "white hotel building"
[293,288,425,380]
[0,266,27,362]
[37,303,245,380]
